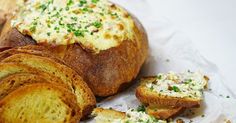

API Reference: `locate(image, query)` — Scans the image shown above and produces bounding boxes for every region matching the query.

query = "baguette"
[1,53,96,118]
[0,83,80,123]
[136,71,208,108]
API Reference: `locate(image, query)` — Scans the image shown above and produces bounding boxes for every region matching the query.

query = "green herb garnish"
[39,4,47,11]
[71,17,78,21]
[74,30,84,37]
[185,79,192,84]
[157,75,162,79]
[67,0,74,6]
[79,0,87,6]
[150,86,154,91]
[172,86,180,92]
[110,12,119,18]
[47,32,51,36]
[29,26,36,33]
[137,105,145,112]
[92,0,99,3]
[93,21,102,28]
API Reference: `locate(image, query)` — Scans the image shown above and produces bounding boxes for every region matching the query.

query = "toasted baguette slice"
[0,46,65,65]
[136,72,208,108]
[1,54,96,118]
[0,72,66,99]
[92,108,169,123]
[92,108,126,123]
[0,83,80,123]
[146,105,185,120]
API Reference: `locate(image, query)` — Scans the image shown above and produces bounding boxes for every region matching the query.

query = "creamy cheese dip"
[12,0,135,53]
[123,109,167,123]
[99,109,168,123]
[146,71,208,99]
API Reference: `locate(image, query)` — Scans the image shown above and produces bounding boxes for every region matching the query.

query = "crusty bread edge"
[146,106,185,120]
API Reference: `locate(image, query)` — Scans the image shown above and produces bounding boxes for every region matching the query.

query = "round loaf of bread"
[0,0,148,96]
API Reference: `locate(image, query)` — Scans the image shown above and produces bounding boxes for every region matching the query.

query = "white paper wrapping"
[83,0,236,122]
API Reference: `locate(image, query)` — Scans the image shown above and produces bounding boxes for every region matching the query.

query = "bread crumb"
[176,119,184,123]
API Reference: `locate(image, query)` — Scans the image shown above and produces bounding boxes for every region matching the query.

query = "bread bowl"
[0,0,149,97]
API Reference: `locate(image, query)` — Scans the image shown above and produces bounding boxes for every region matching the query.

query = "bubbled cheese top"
[11,0,135,53]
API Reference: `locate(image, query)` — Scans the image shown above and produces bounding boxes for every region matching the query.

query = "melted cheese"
[11,0,135,53]
[146,71,208,99]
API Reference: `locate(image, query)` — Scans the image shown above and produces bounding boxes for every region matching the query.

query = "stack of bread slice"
[136,71,209,119]
[0,46,96,122]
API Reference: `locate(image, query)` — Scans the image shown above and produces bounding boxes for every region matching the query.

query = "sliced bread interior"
[0,72,65,99]
[0,83,80,123]
[1,53,96,118]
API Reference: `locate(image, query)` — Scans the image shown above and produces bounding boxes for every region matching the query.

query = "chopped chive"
[67,0,74,6]
[157,75,162,79]
[47,32,51,36]
[172,86,180,92]
[150,86,154,91]
[29,26,36,33]
[71,17,78,21]
[93,21,102,28]
[39,4,47,11]
[79,0,87,6]
[136,105,145,112]
[185,79,192,84]
[74,30,84,37]
[92,0,99,3]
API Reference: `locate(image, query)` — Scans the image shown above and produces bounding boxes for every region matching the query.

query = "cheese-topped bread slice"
[92,108,169,123]
[136,71,209,108]
[0,83,80,123]
[1,53,96,118]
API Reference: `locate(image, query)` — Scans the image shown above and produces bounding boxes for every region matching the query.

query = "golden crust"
[0,83,81,123]
[0,13,148,97]
[92,108,126,123]
[146,105,185,120]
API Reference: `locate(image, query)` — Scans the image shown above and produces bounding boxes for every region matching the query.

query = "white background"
[145,0,236,93]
